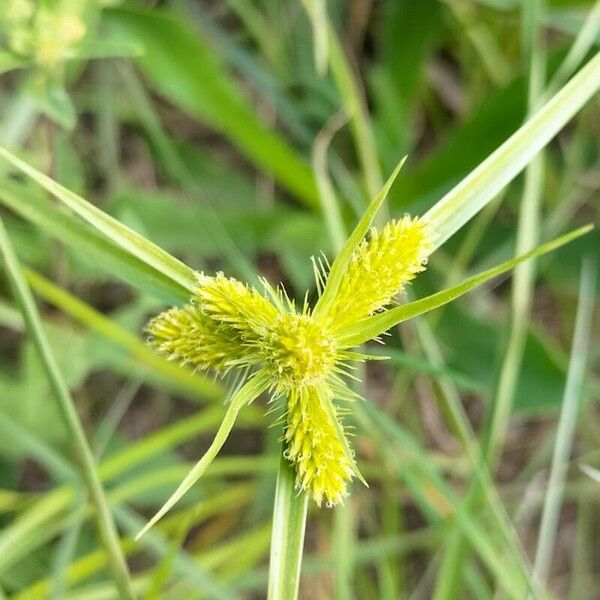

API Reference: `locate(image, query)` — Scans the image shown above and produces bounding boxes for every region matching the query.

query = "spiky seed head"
[258,313,338,390]
[284,387,356,506]
[196,273,278,334]
[144,212,433,516]
[326,216,433,330]
[145,305,243,372]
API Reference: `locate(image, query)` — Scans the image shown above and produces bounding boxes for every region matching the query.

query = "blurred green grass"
[0,0,599,598]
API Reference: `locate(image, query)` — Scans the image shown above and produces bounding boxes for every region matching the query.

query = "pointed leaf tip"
[135,372,269,539]
[314,157,408,318]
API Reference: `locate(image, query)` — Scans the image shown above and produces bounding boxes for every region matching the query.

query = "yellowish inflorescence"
[2,0,87,69]
[147,216,433,506]
[327,216,432,330]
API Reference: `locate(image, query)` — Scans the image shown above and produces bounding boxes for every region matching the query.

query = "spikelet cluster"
[146,304,240,372]
[2,1,86,68]
[257,313,338,390]
[195,273,278,334]
[284,387,356,506]
[327,216,432,330]
[146,215,433,508]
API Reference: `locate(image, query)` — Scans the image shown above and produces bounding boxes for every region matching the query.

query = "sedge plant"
[0,41,599,598]
[133,155,592,543]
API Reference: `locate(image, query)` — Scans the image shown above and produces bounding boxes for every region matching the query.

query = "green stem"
[0,217,135,600]
[434,1,547,597]
[268,454,309,600]
[532,258,596,586]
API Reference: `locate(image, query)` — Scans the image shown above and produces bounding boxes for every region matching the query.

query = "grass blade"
[268,455,309,600]
[423,49,600,247]
[302,0,329,75]
[0,146,197,293]
[532,258,596,586]
[0,217,135,600]
[136,371,270,539]
[336,225,592,347]
[0,179,189,303]
[325,19,383,198]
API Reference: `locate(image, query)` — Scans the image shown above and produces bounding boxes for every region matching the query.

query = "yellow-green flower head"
[34,9,87,67]
[327,216,432,330]
[4,4,87,67]
[285,387,355,506]
[5,0,34,24]
[258,313,338,390]
[146,214,433,509]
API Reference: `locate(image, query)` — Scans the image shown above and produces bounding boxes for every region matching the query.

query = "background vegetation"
[0,0,598,598]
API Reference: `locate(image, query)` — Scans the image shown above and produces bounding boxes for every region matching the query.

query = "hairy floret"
[196,273,278,336]
[284,387,356,506]
[326,216,433,330]
[256,313,338,390]
[146,304,243,372]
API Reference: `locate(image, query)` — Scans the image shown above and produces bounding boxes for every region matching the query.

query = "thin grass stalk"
[301,1,382,200]
[0,216,135,600]
[532,258,596,587]
[327,26,383,200]
[546,0,600,96]
[434,2,547,596]
[312,110,348,253]
[486,0,547,466]
[267,455,309,600]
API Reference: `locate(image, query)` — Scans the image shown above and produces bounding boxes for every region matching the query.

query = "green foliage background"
[0,0,598,598]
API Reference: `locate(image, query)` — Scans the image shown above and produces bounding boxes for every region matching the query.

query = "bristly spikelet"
[257,312,339,390]
[147,273,281,373]
[145,305,242,372]
[284,387,356,506]
[326,216,433,330]
[196,273,279,335]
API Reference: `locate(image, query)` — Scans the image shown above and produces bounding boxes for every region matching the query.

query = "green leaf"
[135,371,271,539]
[423,50,600,247]
[336,225,593,347]
[0,146,197,294]
[104,7,319,208]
